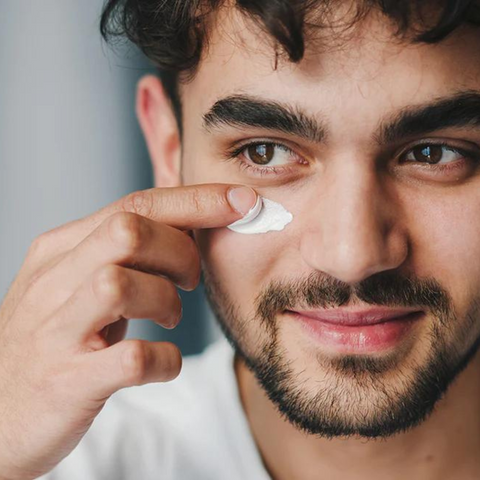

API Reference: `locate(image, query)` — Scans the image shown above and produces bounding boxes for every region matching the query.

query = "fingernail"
[227,186,257,216]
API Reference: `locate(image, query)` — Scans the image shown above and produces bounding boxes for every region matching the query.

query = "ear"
[136,74,182,187]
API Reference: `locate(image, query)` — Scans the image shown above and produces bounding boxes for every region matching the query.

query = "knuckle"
[188,187,205,215]
[121,340,148,385]
[92,265,132,307]
[107,212,146,256]
[121,190,154,218]
[27,231,52,260]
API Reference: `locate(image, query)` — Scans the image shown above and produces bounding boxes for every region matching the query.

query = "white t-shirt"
[37,337,272,480]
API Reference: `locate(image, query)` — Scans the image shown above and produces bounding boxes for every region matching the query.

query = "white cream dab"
[227,196,293,234]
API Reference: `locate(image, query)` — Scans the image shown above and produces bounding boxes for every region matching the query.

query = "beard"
[202,266,480,439]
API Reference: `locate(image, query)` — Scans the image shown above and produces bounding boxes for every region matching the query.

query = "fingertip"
[227,186,258,216]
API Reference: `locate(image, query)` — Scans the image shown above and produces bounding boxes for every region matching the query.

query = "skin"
[136,6,480,480]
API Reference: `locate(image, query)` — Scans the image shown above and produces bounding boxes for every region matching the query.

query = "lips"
[286,307,425,353]
[288,307,423,326]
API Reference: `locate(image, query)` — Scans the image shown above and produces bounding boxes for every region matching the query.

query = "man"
[1,0,480,478]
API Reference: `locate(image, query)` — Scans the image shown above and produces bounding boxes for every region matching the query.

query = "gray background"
[0,0,220,356]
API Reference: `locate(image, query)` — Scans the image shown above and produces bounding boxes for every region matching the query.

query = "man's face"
[178,8,480,438]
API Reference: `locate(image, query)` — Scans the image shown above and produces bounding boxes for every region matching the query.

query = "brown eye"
[410,145,444,164]
[246,143,275,165]
[403,144,469,167]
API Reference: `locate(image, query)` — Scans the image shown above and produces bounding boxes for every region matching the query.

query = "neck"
[234,351,480,480]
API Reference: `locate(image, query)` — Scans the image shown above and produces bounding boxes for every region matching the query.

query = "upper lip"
[289,307,423,326]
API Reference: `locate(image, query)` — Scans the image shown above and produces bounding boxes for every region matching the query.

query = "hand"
[0,184,256,480]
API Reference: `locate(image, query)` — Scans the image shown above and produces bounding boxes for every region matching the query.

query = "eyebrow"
[378,91,480,144]
[202,91,480,146]
[202,94,326,143]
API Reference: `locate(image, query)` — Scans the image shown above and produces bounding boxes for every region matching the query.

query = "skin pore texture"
[136,4,480,480]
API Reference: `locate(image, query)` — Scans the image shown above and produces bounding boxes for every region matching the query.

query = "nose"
[299,165,408,285]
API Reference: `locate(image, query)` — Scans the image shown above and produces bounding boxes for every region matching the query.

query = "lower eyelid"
[237,158,290,175]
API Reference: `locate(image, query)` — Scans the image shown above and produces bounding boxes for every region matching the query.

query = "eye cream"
[227,196,293,234]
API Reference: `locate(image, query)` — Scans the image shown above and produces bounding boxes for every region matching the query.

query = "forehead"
[181,6,480,127]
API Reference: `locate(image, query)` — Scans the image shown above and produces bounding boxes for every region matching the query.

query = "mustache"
[254,270,453,325]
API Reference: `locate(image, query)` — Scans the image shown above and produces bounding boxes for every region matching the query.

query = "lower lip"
[288,311,424,354]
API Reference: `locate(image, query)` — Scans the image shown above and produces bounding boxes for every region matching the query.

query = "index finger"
[55,184,258,247]
[96,183,258,230]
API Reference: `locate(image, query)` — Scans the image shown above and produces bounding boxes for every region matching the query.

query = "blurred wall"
[0,0,220,356]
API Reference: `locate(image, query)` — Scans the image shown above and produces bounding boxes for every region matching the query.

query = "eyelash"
[225,140,480,177]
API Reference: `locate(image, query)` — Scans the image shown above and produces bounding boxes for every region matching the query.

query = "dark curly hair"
[100,0,480,134]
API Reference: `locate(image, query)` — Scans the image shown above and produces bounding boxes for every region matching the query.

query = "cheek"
[195,227,289,308]
[410,192,480,313]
